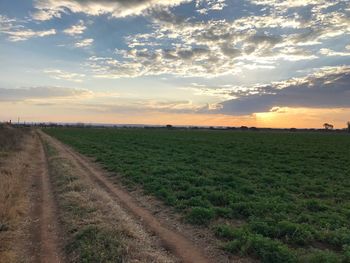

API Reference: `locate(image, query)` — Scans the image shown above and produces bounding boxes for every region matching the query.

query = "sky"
[0,0,349,128]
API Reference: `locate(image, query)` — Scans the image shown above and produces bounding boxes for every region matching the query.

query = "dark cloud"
[212,66,350,115]
[220,44,241,57]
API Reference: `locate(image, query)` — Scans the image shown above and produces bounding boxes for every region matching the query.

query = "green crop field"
[45,128,350,262]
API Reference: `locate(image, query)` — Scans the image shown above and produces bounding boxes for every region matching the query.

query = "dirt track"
[30,132,64,263]
[39,130,211,263]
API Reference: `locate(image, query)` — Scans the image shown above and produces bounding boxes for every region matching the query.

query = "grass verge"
[0,127,30,263]
[43,140,175,263]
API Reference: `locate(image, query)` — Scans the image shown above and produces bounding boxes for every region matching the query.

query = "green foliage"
[186,207,215,225]
[207,191,230,206]
[343,245,350,263]
[249,220,314,245]
[322,228,350,247]
[222,227,297,263]
[45,128,350,261]
[214,224,236,239]
[299,249,341,263]
[304,199,329,212]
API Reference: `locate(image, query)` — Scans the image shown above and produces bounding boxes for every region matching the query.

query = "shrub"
[276,221,314,245]
[186,207,215,225]
[214,224,236,239]
[184,196,211,208]
[322,228,350,248]
[248,235,297,263]
[305,199,328,212]
[299,249,340,263]
[249,220,275,237]
[222,228,297,263]
[207,191,230,206]
[213,207,233,218]
[343,245,350,263]
[230,202,253,218]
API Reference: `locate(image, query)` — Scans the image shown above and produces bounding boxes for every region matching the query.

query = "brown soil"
[28,132,64,263]
[39,130,213,263]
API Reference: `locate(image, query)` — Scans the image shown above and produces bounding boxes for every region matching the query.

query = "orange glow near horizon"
[1,102,349,129]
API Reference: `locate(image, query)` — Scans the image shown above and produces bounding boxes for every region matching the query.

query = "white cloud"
[32,0,190,20]
[63,20,87,36]
[86,0,347,78]
[5,29,56,42]
[75,38,94,48]
[195,0,227,14]
[27,1,350,79]
[44,69,86,82]
[320,48,350,57]
[0,15,56,41]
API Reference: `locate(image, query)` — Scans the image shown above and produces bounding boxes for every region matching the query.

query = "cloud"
[69,98,203,115]
[0,86,92,101]
[195,0,227,14]
[5,29,56,42]
[32,0,190,20]
[75,38,94,48]
[206,66,350,115]
[84,0,348,78]
[320,48,350,57]
[63,20,87,36]
[44,69,86,82]
[27,0,349,78]
[0,15,56,41]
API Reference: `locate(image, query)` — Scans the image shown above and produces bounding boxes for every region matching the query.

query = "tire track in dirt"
[30,132,63,263]
[39,130,211,263]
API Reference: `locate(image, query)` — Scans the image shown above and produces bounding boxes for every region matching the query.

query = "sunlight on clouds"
[32,0,191,20]
[83,0,348,78]
[320,48,350,57]
[255,107,350,129]
[1,0,350,127]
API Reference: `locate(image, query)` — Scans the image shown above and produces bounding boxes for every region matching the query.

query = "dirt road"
[0,130,64,263]
[39,130,211,263]
[30,132,64,263]
[2,129,214,262]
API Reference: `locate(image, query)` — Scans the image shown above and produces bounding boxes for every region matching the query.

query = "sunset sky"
[0,0,349,128]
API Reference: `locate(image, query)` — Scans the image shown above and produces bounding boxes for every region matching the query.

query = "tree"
[347,122,350,133]
[323,123,334,130]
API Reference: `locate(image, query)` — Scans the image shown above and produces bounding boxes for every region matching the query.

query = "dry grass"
[0,125,26,154]
[44,140,177,263]
[0,127,31,263]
